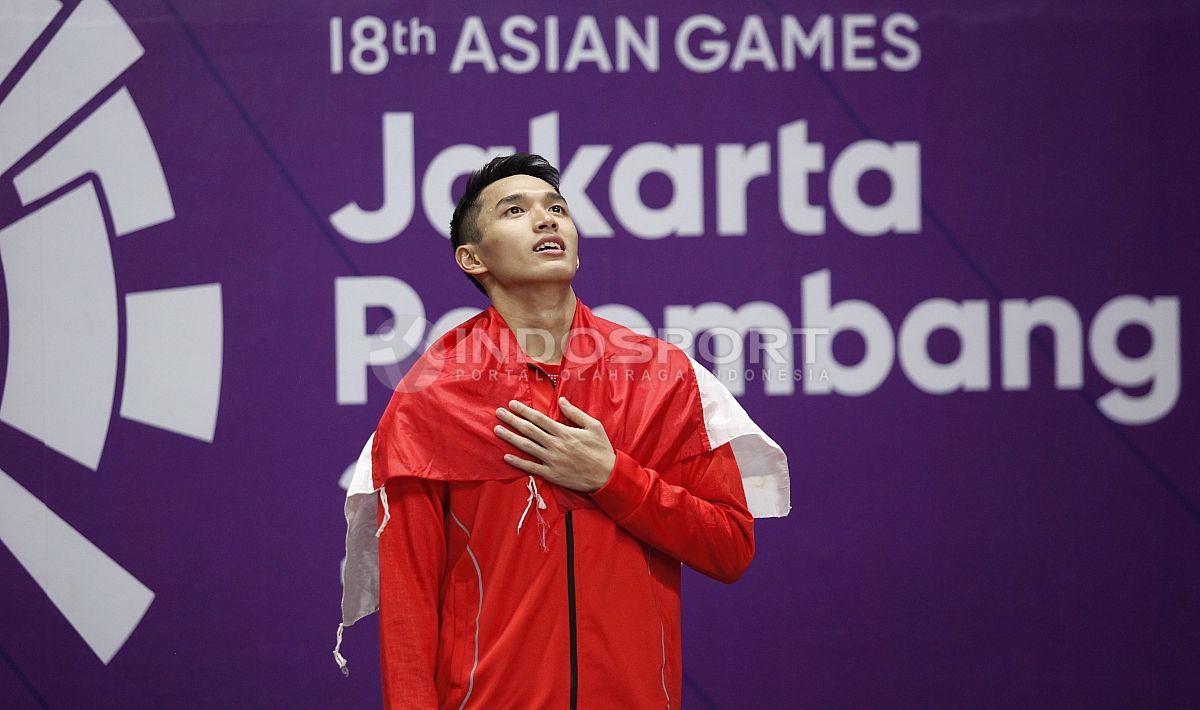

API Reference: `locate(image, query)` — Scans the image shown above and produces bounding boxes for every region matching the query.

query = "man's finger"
[558,397,598,428]
[497,408,553,445]
[508,400,565,433]
[494,425,544,456]
[503,453,545,475]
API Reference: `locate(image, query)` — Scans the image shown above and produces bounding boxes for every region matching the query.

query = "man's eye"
[550,205,564,213]
[507,206,522,214]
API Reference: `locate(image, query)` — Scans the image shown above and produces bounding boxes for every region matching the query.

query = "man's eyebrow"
[493,191,566,210]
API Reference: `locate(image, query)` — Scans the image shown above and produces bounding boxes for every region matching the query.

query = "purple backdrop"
[2,1,1198,707]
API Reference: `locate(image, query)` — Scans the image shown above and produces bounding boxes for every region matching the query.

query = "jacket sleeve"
[378,476,447,710]
[589,442,754,583]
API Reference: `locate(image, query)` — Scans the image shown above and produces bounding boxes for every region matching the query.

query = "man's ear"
[455,244,487,277]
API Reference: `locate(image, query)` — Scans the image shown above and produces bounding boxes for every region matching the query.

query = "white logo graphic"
[0,0,223,664]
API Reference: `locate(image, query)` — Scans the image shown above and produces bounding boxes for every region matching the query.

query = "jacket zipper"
[535,362,578,708]
[540,363,578,709]
[566,510,578,710]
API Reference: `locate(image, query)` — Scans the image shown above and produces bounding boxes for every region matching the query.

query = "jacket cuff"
[591,450,651,522]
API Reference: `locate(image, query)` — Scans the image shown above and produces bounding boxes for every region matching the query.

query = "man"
[338,154,789,709]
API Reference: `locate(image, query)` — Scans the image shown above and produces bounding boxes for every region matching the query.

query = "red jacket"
[373,304,754,709]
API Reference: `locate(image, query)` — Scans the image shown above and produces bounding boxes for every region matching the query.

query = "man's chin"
[495,269,577,291]
[526,264,578,282]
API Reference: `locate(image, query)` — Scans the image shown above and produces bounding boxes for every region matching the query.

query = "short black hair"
[450,153,562,295]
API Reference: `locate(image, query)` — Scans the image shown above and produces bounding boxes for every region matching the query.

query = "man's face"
[460,174,579,292]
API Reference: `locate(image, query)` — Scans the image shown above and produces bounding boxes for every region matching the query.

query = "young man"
[338,154,789,709]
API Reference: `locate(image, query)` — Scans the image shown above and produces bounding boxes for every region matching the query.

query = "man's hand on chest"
[494,397,616,493]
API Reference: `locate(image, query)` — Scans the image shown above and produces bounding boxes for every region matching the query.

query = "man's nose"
[534,206,558,230]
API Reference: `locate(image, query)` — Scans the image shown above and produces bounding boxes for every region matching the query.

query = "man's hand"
[494,397,616,493]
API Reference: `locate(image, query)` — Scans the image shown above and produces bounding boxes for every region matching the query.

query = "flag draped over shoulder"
[339,302,789,636]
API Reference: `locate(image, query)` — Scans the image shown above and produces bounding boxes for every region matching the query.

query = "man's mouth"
[533,238,565,253]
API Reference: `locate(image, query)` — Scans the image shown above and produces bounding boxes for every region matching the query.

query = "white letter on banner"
[331,113,414,243]
[545,16,560,72]
[564,15,612,72]
[781,15,833,71]
[450,16,498,73]
[610,143,703,239]
[842,14,877,71]
[898,299,990,394]
[730,16,777,72]
[1089,295,1181,425]
[615,16,659,72]
[423,144,515,237]
[665,302,793,396]
[778,120,825,235]
[675,15,728,73]
[717,142,770,236]
[529,111,560,167]
[829,139,921,236]
[802,269,893,396]
[529,112,614,237]
[1001,297,1083,390]
[335,277,426,404]
[499,15,540,73]
[882,13,920,71]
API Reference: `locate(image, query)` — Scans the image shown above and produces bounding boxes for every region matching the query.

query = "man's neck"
[489,284,577,364]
